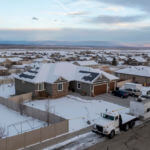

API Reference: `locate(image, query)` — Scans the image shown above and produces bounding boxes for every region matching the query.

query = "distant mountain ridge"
[0,41,125,47]
[0,40,149,48]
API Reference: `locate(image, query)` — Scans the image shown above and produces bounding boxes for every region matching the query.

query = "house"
[10,64,31,74]
[117,55,127,65]
[15,62,118,98]
[73,60,99,68]
[118,56,127,61]
[0,57,22,67]
[115,66,150,86]
[0,66,9,76]
[125,56,147,66]
[99,55,113,65]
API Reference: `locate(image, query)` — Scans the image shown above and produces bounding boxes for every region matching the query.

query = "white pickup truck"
[123,83,142,97]
[92,111,137,138]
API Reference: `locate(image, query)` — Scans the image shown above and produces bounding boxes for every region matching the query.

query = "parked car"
[138,95,150,100]
[125,88,141,97]
[124,83,142,91]
[112,90,129,98]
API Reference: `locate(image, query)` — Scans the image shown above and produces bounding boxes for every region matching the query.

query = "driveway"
[94,93,135,107]
[70,92,135,108]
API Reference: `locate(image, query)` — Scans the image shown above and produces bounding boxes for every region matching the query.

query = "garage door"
[94,84,107,96]
[109,81,115,91]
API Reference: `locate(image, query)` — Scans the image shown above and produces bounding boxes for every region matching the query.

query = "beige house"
[73,60,99,68]
[115,66,150,86]
[0,66,9,76]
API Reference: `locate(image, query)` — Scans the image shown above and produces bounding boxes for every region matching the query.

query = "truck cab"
[92,111,136,138]
[93,112,121,138]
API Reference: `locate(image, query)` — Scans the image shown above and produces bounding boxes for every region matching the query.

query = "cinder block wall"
[0,97,66,124]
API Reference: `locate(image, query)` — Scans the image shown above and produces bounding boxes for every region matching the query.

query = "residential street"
[87,120,150,150]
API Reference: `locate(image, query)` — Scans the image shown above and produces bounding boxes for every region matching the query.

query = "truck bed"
[121,113,137,124]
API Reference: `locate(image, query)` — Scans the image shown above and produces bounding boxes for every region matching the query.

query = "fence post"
[23,132,26,149]
[6,137,7,150]
[40,127,42,149]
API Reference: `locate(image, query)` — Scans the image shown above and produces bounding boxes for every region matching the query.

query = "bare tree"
[112,57,118,66]
[84,106,91,125]
[45,99,50,126]
[18,96,25,115]
[0,126,6,138]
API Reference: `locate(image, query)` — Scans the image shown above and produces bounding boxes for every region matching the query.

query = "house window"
[57,83,63,91]
[77,82,81,89]
[37,83,44,91]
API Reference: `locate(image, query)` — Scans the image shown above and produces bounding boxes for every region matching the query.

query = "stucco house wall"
[15,78,37,95]
[116,73,150,86]
[15,78,69,98]
[69,81,92,96]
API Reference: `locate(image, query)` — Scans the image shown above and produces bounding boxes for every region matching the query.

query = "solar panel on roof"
[28,70,38,74]
[79,70,99,82]
[19,73,35,79]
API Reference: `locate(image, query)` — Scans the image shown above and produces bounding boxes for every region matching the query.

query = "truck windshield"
[103,114,114,120]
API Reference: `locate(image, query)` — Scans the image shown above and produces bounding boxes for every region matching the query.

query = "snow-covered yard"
[0,83,15,98]
[0,104,46,137]
[25,95,129,132]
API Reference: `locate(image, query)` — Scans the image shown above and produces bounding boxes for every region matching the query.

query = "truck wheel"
[108,130,115,139]
[129,121,135,128]
[124,124,129,131]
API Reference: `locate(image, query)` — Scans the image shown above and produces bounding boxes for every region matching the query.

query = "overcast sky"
[1,0,150,43]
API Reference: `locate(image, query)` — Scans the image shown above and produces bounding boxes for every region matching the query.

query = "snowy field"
[0,83,15,98]
[0,104,46,137]
[25,95,129,132]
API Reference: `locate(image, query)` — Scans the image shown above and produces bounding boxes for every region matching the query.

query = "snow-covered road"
[44,132,105,150]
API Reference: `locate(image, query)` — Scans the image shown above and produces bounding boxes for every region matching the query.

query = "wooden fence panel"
[0,120,69,150]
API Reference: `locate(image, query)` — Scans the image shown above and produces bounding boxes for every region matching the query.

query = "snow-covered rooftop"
[15,62,118,84]
[131,56,146,62]
[0,66,7,70]
[0,57,22,63]
[118,56,127,60]
[116,66,150,77]
[74,60,98,66]
[105,56,113,62]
